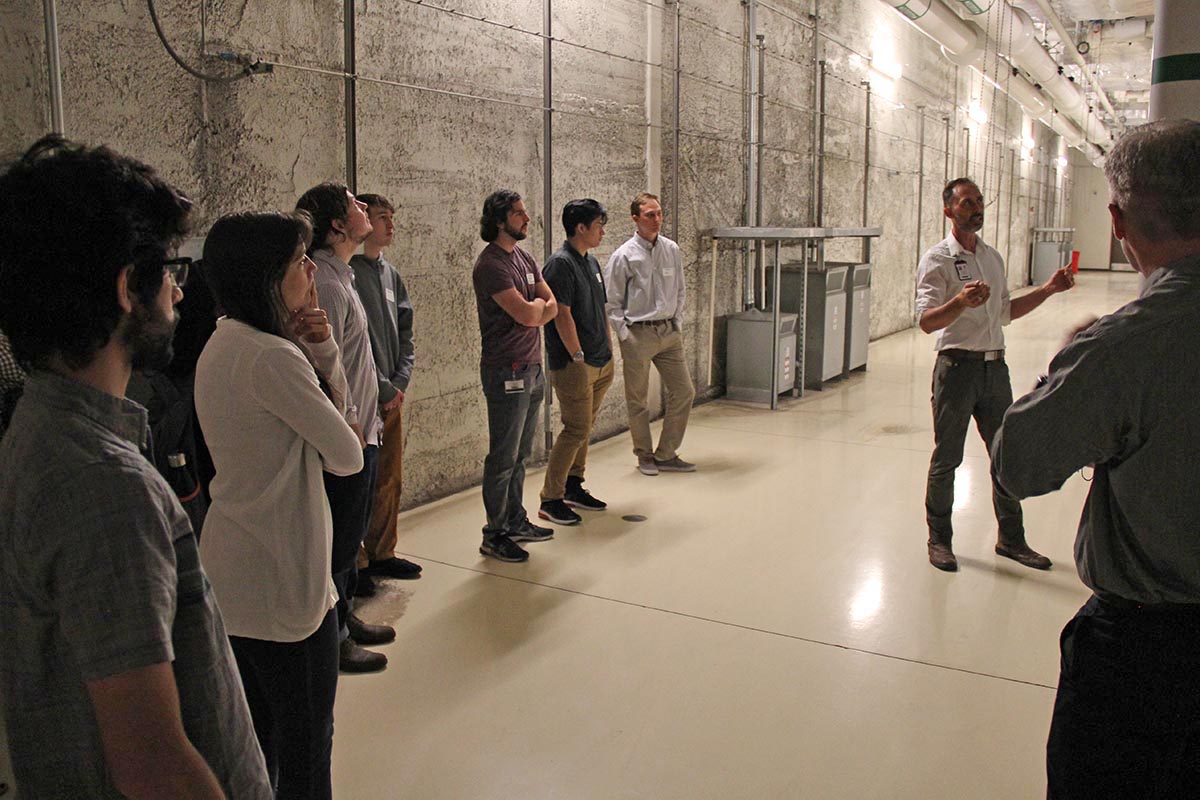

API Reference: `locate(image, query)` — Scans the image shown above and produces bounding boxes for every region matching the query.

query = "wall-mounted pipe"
[43,0,65,133]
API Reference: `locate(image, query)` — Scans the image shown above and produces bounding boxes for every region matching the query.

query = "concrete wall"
[1,0,1079,515]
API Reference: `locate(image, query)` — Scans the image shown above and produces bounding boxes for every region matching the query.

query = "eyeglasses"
[162,256,192,288]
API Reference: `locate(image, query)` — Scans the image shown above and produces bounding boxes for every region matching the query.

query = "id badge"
[953,259,970,281]
[504,378,525,393]
[663,267,676,277]
[385,287,396,303]
[524,272,535,285]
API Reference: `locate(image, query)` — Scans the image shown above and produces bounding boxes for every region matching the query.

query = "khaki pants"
[357,405,402,568]
[541,360,615,501]
[618,322,694,461]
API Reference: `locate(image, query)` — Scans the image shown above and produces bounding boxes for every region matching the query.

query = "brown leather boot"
[927,540,958,572]
[995,541,1052,570]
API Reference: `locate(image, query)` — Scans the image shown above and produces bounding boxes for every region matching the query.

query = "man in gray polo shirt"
[916,177,1074,572]
[993,119,1200,799]
[0,137,270,798]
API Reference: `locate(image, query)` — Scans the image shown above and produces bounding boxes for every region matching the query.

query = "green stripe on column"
[1152,53,1200,84]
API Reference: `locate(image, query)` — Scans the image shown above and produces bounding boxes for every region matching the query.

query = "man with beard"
[472,189,558,562]
[296,184,395,672]
[916,177,1074,572]
[0,136,271,798]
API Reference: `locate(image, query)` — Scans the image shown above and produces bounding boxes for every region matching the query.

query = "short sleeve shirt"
[473,243,544,367]
[543,241,612,370]
[915,234,1012,352]
[0,372,270,798]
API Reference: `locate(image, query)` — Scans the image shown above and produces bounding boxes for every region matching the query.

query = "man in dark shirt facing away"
[992,119,1200,799]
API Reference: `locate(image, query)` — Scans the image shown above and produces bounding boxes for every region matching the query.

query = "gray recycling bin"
[1032,241,1063,284]
[725,310,799,404]
[846,263,871,372]
[802,264,848,390]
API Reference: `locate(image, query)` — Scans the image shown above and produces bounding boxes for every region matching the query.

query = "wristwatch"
[572,350,585,362]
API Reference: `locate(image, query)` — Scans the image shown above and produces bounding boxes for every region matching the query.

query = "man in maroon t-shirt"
[472,189,559,562]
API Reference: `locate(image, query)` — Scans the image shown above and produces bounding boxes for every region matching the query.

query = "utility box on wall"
[725,310,798,404]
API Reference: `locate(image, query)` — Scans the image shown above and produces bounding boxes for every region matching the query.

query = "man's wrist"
[572,350,585,362]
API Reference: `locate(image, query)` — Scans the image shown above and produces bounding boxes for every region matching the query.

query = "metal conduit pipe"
[43,0,65,133]
[882,0,1109,159]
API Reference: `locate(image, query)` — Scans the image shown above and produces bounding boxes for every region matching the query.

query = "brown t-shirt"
[473,243,544,367]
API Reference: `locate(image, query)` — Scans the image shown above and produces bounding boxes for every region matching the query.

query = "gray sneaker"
[637,457,659,476]
[654,456,696,472]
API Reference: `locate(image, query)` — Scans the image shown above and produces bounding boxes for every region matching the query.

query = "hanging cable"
[146,0,265,83]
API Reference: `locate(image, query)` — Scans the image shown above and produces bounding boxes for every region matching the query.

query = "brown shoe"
[927,541,958,572]
[995,542,1052,570]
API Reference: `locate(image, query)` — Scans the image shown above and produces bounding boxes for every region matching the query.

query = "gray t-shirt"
[0,372,271,798]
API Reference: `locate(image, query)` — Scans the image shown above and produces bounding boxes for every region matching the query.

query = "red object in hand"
[1070,250,1080,274]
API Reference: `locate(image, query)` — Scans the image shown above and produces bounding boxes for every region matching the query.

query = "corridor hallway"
[337,271,1139,799]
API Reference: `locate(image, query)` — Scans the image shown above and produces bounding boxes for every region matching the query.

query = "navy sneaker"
[480,534,529,562]
[509,519,554,543]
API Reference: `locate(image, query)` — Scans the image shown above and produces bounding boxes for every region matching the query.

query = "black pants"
[926,353,1023,544]
[1047,595,1200,799]
[325,444,377,637]
[230,609,339,800]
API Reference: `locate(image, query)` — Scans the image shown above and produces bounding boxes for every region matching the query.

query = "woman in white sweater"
[195,211,363,800]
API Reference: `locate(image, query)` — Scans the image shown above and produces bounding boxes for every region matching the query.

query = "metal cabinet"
[725,310,798,404]
[846,263,871,372]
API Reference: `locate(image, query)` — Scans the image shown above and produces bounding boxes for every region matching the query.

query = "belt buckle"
[984,350,1001,362]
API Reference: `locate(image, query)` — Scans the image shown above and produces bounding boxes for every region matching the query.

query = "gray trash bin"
[725,310,798,404]
[1033,240,1062,284]
[803,264,848,390]
[846,263,871,372]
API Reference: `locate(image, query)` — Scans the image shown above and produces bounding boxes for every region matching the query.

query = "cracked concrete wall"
[1,0,1076,516]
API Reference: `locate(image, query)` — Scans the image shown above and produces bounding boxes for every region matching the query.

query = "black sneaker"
[538,499,582,525]
[563,484,607,511]
[480,534,529,562]
[509,519,554,543]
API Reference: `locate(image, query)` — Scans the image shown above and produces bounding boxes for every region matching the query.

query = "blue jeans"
[230,608,339,800]
[324,444,377,638]
[480,363,544,537]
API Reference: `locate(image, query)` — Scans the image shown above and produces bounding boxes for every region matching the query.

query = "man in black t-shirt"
[471,189,559,562]
[537,199,615,526]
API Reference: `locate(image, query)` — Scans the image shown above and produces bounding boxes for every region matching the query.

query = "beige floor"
[339,271,1140,800]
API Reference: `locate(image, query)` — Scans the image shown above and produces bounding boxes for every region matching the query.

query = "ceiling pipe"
[1027,0,1125,134]
[883,0,1110,159]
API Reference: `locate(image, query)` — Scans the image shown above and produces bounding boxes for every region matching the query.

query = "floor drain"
[622,514,647,522]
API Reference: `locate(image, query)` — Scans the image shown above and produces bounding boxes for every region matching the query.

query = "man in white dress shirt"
[916,177,1074,572]
[604,193,696,476]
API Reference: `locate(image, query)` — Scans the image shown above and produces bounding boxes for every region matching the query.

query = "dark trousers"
[230,609,339,800]
[1047,595,1200,799]
[925,353,1023,544]
[480,363,544,537]
[325,444,377,637]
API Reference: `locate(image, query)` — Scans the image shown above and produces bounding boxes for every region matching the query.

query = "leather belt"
[940,348,1004,362]
[1097,594,1200,615]
[630,319,671,327]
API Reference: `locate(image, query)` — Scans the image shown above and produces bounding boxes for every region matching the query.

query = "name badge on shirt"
[596,271,603,283]
[525,272,535,285]
[663,267,676,277]
[385,287,395,303]
[953,259,970,282]
[504,379,525,393]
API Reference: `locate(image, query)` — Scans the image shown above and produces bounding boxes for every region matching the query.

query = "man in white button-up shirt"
[604,193,696,476]
[916,178,1074,572]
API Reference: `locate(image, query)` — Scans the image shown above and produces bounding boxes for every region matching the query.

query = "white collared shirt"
[915,233,1011,352]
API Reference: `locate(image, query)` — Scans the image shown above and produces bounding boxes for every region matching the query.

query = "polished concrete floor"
[338,271,1139,799]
